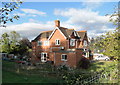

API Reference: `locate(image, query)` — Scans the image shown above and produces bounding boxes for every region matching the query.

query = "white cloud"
[1,7,115,41]
[82,0,103,9]
[54,8,114,38]
[21,8,46,16]
[1,22,54,40]
[13,13,26,16]
[13,12,37,17]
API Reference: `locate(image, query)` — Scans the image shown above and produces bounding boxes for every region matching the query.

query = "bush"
[57,65,69,71]
[79,57,90,69]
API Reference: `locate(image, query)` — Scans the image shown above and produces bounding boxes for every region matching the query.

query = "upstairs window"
[61,54,67,61]
[83,40,87,46]
[37,41,42,46]
[55,39,60,45]
[70,39,75,46]
[43,40,49,46]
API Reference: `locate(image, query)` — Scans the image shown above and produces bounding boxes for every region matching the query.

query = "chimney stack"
[55,20,60,27]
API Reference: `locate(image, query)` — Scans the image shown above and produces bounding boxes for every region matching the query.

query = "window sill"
[61,60,67,61]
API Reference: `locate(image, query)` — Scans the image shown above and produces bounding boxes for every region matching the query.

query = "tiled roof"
[77,31,87,40]
[32,26,87,42]
[33,30,52,41]
[59,27,75,38]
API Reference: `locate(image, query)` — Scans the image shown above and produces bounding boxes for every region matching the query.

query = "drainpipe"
[54,52,56,64]
[76,40,77,48]
[68,39,69,49]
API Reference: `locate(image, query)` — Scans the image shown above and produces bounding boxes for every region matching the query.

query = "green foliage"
[90,29,120,60]
[1,31,20,54]
[101,30,120,59]
[18,38,32,56]
[89,5,120,60]
[63,61,118,84]
[0,31,31,56]
[78,57,90,69]
[0,0,23,27]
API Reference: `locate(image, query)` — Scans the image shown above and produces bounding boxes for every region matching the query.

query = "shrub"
[57,64,69,71]
[79,57,90,69]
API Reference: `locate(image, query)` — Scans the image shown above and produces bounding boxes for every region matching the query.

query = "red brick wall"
[54,52,77,68]
[52,49,83,68]
[49,29,68,50]
[76,49,83,67]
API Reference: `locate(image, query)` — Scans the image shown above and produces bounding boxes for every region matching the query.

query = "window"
[70,39,75,46]
[37,41,42,46]
[83,40,87,46]
[41,53,47,62]
[61,54,67,61]
[55,39,60,45]
[43,40,49,46]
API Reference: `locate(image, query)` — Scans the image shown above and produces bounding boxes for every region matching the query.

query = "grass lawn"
[2,70,63,83]
[71,60,119,83]
[2,60,119,84]
[79,60,118,72]
[2,61,64,84]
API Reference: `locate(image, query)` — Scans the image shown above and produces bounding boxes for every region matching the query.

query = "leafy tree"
[0,31,32,56]
[0,0,23,27]
[0,31,21,54]
[89,36,104,53]
[102,2,120,59]
[18,38,32,56]
[9,31,21,54]
[1,33,10,53]
[89,2,120,60]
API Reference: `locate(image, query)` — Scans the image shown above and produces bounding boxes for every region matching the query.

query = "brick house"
[31,20,91,68]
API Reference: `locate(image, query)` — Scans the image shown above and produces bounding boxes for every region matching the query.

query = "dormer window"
[73,31,77,36]
[83,40,87,46]
[70,39,75,46]
[55,39,60,45]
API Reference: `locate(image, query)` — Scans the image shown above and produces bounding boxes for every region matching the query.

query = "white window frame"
[55,39,60,45]
[61,54,67,61]
[43,40,49,46]
[83,40,87,46]
[70,39,75,46]
[74,31,77,36]
[41,53,47,62]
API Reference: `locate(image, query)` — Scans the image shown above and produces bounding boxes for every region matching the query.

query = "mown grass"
[2,60,119,84]
[80,60,118,72]
[2,70,64,83]
[2,61,64,84]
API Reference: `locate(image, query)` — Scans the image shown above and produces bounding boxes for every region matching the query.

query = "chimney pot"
[55,20,60,27]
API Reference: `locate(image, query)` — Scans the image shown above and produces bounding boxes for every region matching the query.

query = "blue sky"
[1,2,118,40]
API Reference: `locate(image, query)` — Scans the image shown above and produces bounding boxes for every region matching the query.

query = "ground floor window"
[41,53,47,62]
[61,54,67,61]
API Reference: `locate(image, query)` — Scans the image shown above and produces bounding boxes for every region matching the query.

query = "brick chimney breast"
[55,20,60,27]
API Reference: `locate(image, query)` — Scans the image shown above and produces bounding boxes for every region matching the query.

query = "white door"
[41,53,47,62]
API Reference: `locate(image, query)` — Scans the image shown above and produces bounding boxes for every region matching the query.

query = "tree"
[89,36,104,53]
[104,2,120,59]
[100,31,120,59]
[0,0,23,27]
[1,32,10,53]
[18,38,32,56]
[9,31,21,54]
[0,31,32,56]
[0,31,21,54]
[89,2,120,60]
